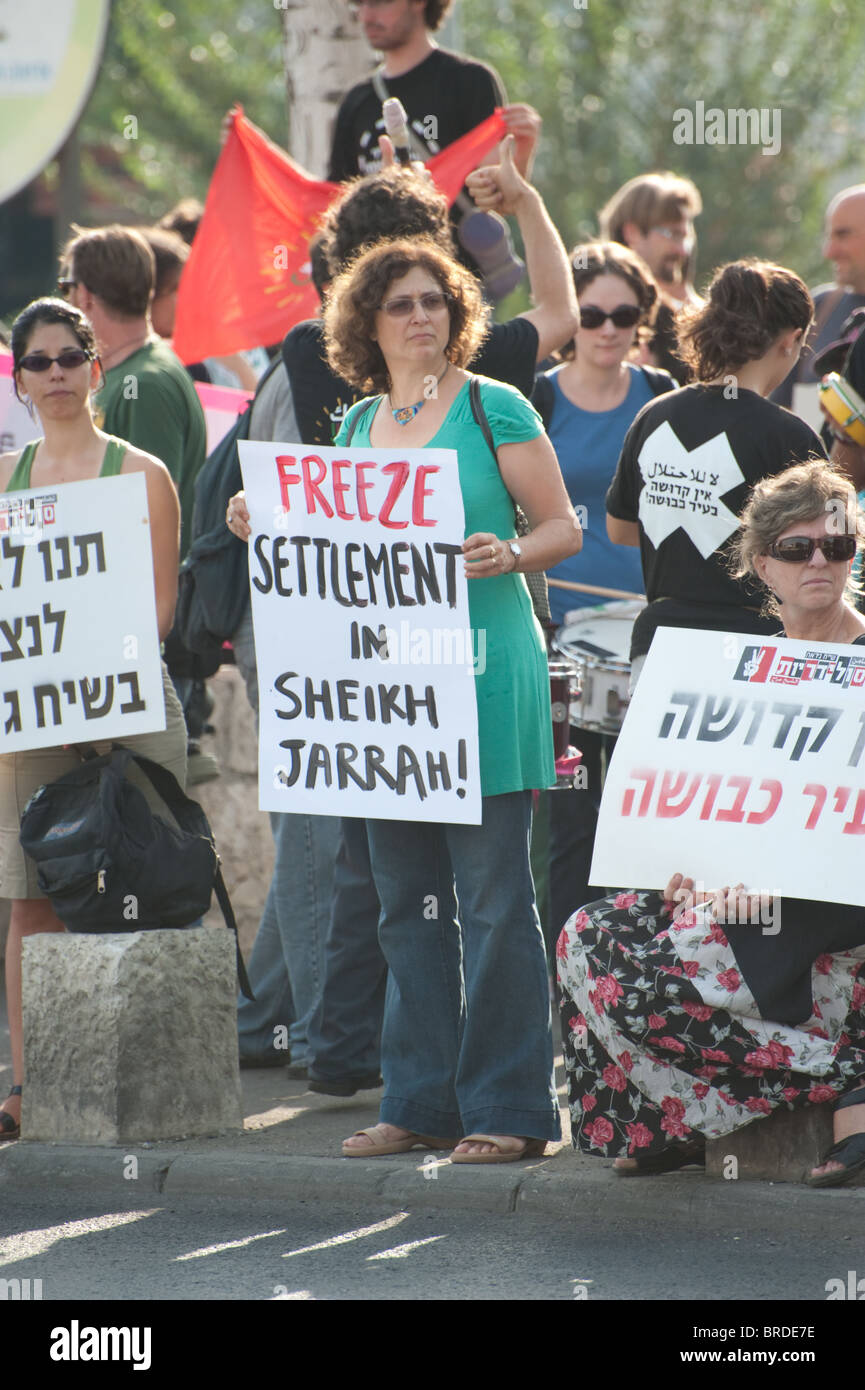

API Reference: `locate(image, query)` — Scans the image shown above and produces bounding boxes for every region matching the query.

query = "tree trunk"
[281,0,371,178]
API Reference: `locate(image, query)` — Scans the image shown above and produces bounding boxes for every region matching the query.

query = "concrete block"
[706,1104,844,1183]
[21,927,242,1144]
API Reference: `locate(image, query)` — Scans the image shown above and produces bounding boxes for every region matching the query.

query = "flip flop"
[808,1083,865,1188]
[342,1126,455,1158]
[450,1134,547,1164]
[0,1086,22,1144]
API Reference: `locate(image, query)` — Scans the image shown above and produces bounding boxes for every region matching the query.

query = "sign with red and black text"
[590,626,865,906]
[239,441,482,822]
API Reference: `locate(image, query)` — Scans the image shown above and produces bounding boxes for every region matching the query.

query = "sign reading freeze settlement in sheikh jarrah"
[239,440,482,823]
[590,626,865,907]
[0,473,165,752]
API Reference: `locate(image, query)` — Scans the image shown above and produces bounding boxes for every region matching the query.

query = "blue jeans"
[305,818,387,1080]
[232,606,339,1064]
[366,792,561,1141]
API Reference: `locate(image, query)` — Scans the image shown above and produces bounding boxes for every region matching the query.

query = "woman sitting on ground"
[557,459,865,1185]
[0,298,186,1142]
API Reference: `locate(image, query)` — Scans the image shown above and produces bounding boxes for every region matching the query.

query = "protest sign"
[239,441,481,822]
[1,473,165,751]
[590,626,865,906]
[0,352,41,455]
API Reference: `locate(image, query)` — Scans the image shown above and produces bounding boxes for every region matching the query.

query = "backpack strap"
[344,397,381,445]
[639,365,678,398]
[530,373,555,433]
[109,747,254,1000]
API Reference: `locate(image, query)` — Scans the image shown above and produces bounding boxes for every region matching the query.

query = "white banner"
[590,627,865,906]
[239,440,482,821]
[0,474,165,752]
[0,353,42,455]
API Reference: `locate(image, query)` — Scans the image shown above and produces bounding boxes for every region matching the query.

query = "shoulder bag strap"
[344,397,381,445]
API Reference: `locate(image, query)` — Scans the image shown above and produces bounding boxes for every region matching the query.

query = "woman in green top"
[325,238,580,1160]
[0,298,186,1142]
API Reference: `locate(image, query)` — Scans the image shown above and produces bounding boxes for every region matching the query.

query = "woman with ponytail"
[606,259,827,680]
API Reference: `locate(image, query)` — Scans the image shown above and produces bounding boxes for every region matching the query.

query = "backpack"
[19,746,253,997]
[531,363,677,432]
[174,358,281,658]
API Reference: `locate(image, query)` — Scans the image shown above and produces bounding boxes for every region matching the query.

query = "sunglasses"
[767,535,857,563]
[579,304,642,330]
[18,349,92,373]
[379,291,450,318]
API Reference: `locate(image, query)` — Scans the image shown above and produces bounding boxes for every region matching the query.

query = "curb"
[2,1143,864,1222]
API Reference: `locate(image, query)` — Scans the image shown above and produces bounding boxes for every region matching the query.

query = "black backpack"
[174,359,281,658]
[19,746,253,997]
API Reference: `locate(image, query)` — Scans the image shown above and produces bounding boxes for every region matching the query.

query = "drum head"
[553,598,645,665]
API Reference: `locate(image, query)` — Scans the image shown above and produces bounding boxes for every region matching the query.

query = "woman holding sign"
[558,460,865,1185]
[0,298,186,1142]
[323,236,580,1160]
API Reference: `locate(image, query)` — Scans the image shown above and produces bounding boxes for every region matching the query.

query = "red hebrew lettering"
[715,775,751,823]
[698,772,723,821]
[746,778,782,825]
[842,789,865,835]
[802,782,827,830]
[656,770,703,818]
[833,786,851,814]
[621,768,657,817]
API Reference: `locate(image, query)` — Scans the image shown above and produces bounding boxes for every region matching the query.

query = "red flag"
[173,107,507,363]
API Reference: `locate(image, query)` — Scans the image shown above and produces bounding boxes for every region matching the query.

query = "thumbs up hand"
[465,134,530,217]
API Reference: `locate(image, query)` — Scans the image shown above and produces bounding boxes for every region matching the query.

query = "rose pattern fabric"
[557,891,865,1159]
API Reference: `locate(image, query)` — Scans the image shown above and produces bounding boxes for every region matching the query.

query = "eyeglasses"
[18,349,92,373]
[579,304,642,330]
[378,291,451,318]
[56,278,78,296]
[349,1,398,11]
[651,225,695,245]
[767,535,857,563]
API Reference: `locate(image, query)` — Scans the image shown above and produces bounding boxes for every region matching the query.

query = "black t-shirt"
[282,315,539,446]
[606,385,826,657]
[843,322,865,398]
[327,48,506,183]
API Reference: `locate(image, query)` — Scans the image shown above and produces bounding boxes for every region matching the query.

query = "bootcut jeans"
[366,790,562,1141]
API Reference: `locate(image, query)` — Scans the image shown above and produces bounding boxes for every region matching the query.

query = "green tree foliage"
[462,0,863,288]
[78,0,286,222]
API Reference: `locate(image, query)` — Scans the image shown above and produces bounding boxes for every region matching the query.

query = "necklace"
[390,362,449,425]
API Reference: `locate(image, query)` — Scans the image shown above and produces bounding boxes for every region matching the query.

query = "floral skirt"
[557,892,865,1159]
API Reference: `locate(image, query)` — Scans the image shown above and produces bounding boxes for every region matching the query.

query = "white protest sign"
[0,473,165,751]
[239,441,482,822]
[0,352,40,454]
[590,627,865,906]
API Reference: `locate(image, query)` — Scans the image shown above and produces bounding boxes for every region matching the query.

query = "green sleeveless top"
[5,436,126,491]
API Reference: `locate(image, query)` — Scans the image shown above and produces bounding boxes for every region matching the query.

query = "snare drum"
[553,599,645,735]
[819,372,865,447]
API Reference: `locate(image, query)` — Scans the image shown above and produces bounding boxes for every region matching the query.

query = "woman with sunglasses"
[557,460,865,1184]
[606,259,827,688]
[531,242,676,945]
[298,235,578,1161]
[0,298,186,1142]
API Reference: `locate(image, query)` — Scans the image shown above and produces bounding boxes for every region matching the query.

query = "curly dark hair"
[423,0,454,28]
[323,237,488,393]
[560,240,659,360]
[322,166,452,277]
[677,259,813,381]
[11,298,99,403]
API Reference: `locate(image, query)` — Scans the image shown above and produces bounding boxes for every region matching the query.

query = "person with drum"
[558,460,865,1184]
[531,242,677,949]
[606,259,827,683]
[229,235,581,1161]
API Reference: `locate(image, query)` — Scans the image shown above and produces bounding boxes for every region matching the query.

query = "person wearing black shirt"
[329,1,506,184]
[606,259,826,677]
